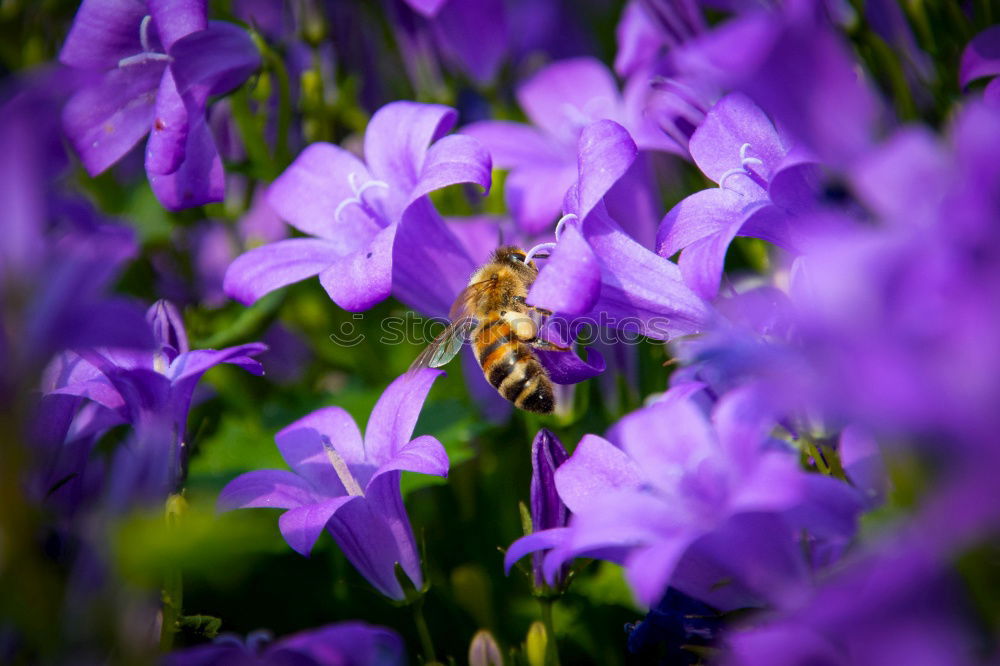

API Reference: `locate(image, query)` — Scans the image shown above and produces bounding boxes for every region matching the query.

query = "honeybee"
[410,246,569,413]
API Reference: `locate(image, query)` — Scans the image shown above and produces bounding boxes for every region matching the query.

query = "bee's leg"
[513,296,552,317]
[529,339,571,352]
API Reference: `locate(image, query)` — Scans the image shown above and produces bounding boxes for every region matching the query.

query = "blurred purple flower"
[525,119,714,341]
[626,586,720,666]
[529,429,569,587]
[59,0,261,210]
[464,57,680,238]
[225,101,491,311]
[218,369,449,600]
[960,25,1000,104]
[657,92,842,300]
[615,0,706,78]
[163,622,405,666]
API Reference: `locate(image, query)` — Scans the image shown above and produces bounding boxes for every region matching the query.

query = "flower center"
[718,143,768,193]
[321,435,365,497]
[334,171,390,224]
[118,15,172,68]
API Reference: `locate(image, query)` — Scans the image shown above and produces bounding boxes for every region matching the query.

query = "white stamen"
[321,436,365,497]
[139,15,154,53]
[118,52,171,67]
[524,242,557,265]
[554,213,578,241]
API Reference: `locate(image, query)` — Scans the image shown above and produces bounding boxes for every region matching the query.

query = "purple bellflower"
[656,92,840,300]
[505,388,809,607]
[528,429,570,588]
[218,369,449,600]
[163,622,405,666]
[524,119,714,342]
[960,25,1000,104]
[463,57,680,241]
[59,0,261,210]
[224,101,491,312]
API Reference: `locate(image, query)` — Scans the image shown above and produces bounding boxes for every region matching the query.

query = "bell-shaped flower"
[218,369,449,600]
[463,57,678,240]
[524,119,714,342]
[528,429,570,587]
[163,622,405,665]
[224,100,491,312]
[59,0,261,210]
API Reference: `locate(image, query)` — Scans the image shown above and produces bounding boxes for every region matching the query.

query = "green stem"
[264,45,293,168]
[159,562,182,650]
[412,596,437,663]
[539,597,560,666]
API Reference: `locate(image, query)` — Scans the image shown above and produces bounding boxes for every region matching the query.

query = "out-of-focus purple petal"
[217,469,317,510]
[505,164,578,234]
[371,434,448,483]
[223,238,345,306]
[147,300,189,356]
[278,496,357,556]
[392,201,477,319]
[51,377,126,413]
[687,92,786,197]
[433,0,507,85]
[461,120,567,168]
[615,1,663,77]
[62,64,163,176]
[528,225,600,316]
[267,142,379,240]
[167,343,267,383]
[59,0,147,69]
[364,368,444,462]
[517,58,621,142]
[839,425,887,508]
[147,112,224,210]
[625,539,695,607]
[169,20,261,96]
[145,69,189,175]
[276,406,366,484]
[959,25,1000,88]
[611,400,716,481]
[504,528,571,573]
[271,623,407,665]
[575,120,638,220]
[657,187,747,258]
[318,224,396,312]
[149,0,207,51]
[410,134,492,204]
[554,434,642,514]
[364,101,457,197]
[403,0,448,17]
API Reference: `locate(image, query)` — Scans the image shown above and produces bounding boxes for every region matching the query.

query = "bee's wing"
[409,279,494,371]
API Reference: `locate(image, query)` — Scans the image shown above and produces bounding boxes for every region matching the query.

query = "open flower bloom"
[218,369,449,600]
[224,100,491,312]
[59,0,261,210]
[163,622,405,665]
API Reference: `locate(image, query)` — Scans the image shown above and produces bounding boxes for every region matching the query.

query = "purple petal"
[51,377,126,414]
[217,469,317,510]
[677,213,746,300]
[62,65,163,176]
[357,472,424,595]
[736,203,796,251]
[530,429,569,533]
[60,0,147,69]
[147,111,224,210]
[145,69,190,175]
[505,163,578,234]
[147,300,189,356]
[624,539,693,607]
[504,528,571,574]
[317,224,396,312]
[527,224,600,316]
[391,200,478,319]
[364,101,457,198]
[149,0,207,51]
[167,343,267,384]
[960,25,1000,88]
[370,434,448,484]
[267,142,380,241]
[657,187,748,257]
[688,92,786,197]
[516,58,623,142]
[432,0,507,84]
[402,0,448,17]
[610,400,716,483]
[410,134,492,204]
[554,434,641,514]
[461,120,567,168]
[271,623,406,665]
[536,343,606,385]
[169,20,261,96]
[276,406,366,488]
[614,1,664,77]
[364,369,444,463]
[223,238,345,306]
[575,120,638,220]
[278,496,358,556]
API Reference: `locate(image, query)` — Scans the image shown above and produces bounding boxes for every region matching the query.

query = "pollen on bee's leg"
[503,311,537,341]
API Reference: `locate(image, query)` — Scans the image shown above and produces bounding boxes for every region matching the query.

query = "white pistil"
[334,172,390,223]
[524,242,557,265]
[117,15,171,67]
[719,142,764,193]
[554,213,578,241]
[321,436,365,497]
[139,14,154,52]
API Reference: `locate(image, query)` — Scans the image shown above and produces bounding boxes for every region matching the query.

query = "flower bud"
[524,622,547,666]
[530,429,569,587]
[469,629,503,666]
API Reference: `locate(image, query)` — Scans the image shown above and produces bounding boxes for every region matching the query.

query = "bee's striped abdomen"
[473,315,555,414]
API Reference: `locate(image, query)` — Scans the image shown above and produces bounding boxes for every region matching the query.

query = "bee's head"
[492,245,533,268]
